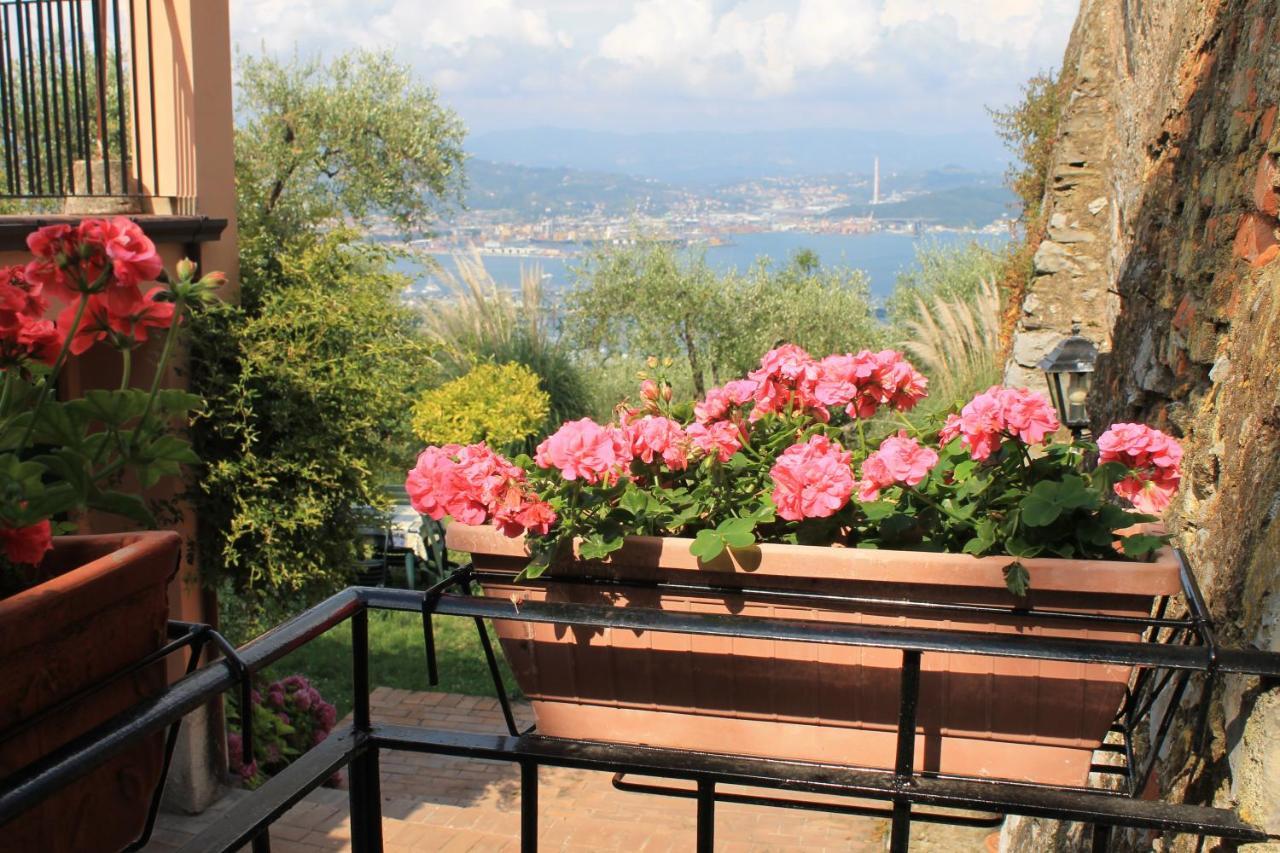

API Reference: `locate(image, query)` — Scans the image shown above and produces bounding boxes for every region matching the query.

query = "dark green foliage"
[191,232,434,615]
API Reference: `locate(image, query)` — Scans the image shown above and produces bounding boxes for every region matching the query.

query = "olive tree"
[193,50,465,624]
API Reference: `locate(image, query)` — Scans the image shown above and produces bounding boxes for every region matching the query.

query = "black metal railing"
[0,0,154,199]
[1,552,1278,853]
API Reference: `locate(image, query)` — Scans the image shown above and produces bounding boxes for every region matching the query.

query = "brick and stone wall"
[1002,0,1279,849]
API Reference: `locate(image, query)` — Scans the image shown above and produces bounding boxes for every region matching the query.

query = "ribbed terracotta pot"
[0,531,180,853]
[448,523,1180,787]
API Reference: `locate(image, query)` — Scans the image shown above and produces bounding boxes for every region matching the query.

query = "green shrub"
[191,231,433,618]
[412,362,549,450]
[886,241,1005,327]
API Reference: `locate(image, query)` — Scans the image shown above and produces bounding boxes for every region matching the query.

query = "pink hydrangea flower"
[535,417,632,484]
[940,386,1061,460]
[624,415,689,470]
[857,431,940,501]
[1097,423,1183,514]
[769,435,855,521]
[687,420,744,462]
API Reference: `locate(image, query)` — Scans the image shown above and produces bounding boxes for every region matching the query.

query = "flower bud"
[175,258,198,281]
[661,383,672,402]
[199,270,228,289]
[640,379,659,402]
[646,356,659,369]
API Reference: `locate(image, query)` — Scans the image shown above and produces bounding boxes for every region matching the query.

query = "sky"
[229,0,1078,138]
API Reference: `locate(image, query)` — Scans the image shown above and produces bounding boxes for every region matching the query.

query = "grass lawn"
[261,610,519,719]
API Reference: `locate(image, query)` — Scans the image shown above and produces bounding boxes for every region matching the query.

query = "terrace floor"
[142,687,997,852]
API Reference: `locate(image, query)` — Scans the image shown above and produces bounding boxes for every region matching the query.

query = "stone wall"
[1002,0,1280,849]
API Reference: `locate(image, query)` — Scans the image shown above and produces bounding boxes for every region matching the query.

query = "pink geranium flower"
[749,344,827,421]
[769,435,855,521]
[625,415,689,470]
[1097,423,1183,514]
[941,386,1061,460]
[857,431,940,501]
[687,420,744,462]
[406,443,544,535]
[78,217,164,287]
[535,417,632,484]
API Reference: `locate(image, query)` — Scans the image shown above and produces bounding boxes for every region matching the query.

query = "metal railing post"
[696,779,716,853]
[348,608,384,853]
[520,760,538,853]
[890,650,923,853]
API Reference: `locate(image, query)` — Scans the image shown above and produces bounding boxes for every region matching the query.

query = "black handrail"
[0,0,153,199]
[1,553,1278,853]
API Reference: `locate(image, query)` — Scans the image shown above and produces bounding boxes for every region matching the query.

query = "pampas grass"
[901,276,1003,413]
[420,252,589,438]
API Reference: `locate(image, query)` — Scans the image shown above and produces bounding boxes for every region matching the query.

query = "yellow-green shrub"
[412,363,549,449]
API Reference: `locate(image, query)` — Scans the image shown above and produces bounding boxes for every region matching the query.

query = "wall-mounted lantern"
[1037,321,1099,440]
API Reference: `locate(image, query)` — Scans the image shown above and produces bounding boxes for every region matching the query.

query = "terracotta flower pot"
[448,523,1181,787]
[0,531,180,853]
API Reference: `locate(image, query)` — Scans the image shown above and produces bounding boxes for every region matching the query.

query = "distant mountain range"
[465,159,681,217]
[461,157,1019,228]
[467,127,1010,185]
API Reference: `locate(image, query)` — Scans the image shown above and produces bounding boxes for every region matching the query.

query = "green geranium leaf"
[879,513,917,544]
[860,500,897,521]
[1003,561,1031,597]
[518,549,552,580]
[1020,482,1063,527]
[689,529,726,561]
[619,487,649,517]
[1120,533,1166,558]
[579,533,624,561]
[716,517,756,548]
[87,490,155,526]
[1005,535,1043,559]
[154,389,204,415]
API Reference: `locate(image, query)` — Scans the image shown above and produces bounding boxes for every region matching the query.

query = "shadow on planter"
[449,523,1181,788]
[0,531,180,853]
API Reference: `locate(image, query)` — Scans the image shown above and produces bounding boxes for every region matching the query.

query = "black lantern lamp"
[1037,321,1099,440]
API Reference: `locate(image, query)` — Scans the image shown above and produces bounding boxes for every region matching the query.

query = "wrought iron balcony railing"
[0,0,154,199]
[0,552,1278,853]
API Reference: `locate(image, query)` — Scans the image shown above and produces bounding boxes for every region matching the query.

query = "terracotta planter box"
[448,523,1180,787]
[0,531,180,853]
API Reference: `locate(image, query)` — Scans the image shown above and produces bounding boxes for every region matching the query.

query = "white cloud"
[598,0,881,96]
[229,0,1079,132]
[232,0,569,56]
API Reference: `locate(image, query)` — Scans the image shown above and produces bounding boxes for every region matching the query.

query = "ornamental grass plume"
[407,343,1185,592]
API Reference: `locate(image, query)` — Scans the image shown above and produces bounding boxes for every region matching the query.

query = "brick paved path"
[144,688,994,852]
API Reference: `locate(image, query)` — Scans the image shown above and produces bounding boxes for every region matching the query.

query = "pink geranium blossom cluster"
[816,349,929,419]
[687,419,744,462]
[695,346,928,426]
[769,435,855,521]
[624,415,689,470]
[694,378,758,423]
[857,432,940,501]
[407,443,556,537]
[1,218,177,366]
[1097,423,1183,514]
[939,386,1061,460]
[535,417,633,484]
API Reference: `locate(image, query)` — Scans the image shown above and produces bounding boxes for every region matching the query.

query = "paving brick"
[146,689,992,852]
